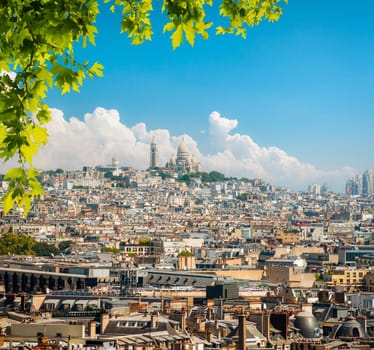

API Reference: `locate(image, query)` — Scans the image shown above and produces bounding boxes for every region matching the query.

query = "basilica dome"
[177,139,190,163]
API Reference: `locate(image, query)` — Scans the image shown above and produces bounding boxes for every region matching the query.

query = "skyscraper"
[362,170,374,195]
[321,182,330,194]
[346,178,359,196]
[150,137,157,168]
[308,183,320,196]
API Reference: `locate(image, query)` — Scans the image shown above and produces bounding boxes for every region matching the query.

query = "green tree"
[0,0,287,214]
[200,172,211,183]
[101,246,120,253]
[208,170,226,182]
[178,250,194,257]
[58,240,74,253]
[0,232,35,255]
[33,241,61,256]
[237,193,248,201]
[187,170,229,183]
[178,174,191,184]
[139,238,151,245]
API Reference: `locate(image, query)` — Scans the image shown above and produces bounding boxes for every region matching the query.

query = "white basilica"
[166,138,201,174]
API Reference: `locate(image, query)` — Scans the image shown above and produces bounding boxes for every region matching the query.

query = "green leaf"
[36,108,51,124]
[0,125,7,144]
[90,62,104,77]
[4,168,26,181]
[171,24,183,50]
[20,143,37,164]
[61,82,71,94]
[236,27,247,38]
[2,192,15,215]
[0,0,287,215]
[163,22,175,33]
[19,196,32,215]
[184,22,195,47]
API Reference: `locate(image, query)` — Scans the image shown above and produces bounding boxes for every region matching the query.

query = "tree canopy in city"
[0,0,287,214]
[0,232,60,256]
[178,170,235,184]
[0,232,35,255]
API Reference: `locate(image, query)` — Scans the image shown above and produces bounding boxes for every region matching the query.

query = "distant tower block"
[112,157,119,169]
[150,137,158,168]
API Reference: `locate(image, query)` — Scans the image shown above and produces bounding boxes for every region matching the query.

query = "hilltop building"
[166,137,201,175]
[95,156,120,175]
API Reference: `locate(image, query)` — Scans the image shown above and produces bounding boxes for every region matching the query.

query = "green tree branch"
[0,0,287,215]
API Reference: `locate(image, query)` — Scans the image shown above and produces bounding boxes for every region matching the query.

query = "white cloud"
[0,107,355,191]
[209,111,238,151]
[34,108,154,170]
[203,111,355,189]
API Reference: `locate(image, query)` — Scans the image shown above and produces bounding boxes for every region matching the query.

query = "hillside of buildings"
[0,163,373,349]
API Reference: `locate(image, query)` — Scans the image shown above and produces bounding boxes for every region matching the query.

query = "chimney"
[151,312,157,329]
[264,313,270,340]
[217,298,224,320]
[129,302,140,313]
[88,321,96,338]
[187,296,194,309]
[238,312,246,350]
[207,307,213,320]
[301,303,312,314]
[206,330,213,343]
[215,320,221,340]
[181,309,187,330]
[100,313,110,334]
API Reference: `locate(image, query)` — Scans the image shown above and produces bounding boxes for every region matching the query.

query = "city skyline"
[26,108,359,192]
[5,1,373,191]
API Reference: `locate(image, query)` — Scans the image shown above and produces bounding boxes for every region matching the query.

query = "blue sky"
[44,1,374,190]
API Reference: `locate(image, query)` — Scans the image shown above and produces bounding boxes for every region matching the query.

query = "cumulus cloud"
[209,111,238,151]
[0,107,355,191]
[32,108,167,170]
[203,111,355,189]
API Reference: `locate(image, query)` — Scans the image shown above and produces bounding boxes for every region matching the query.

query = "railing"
[51,290,92,296]
[51,310,102,318]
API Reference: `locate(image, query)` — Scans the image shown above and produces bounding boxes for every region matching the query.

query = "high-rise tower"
[362,170,374,195]
[150,137,157,168]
